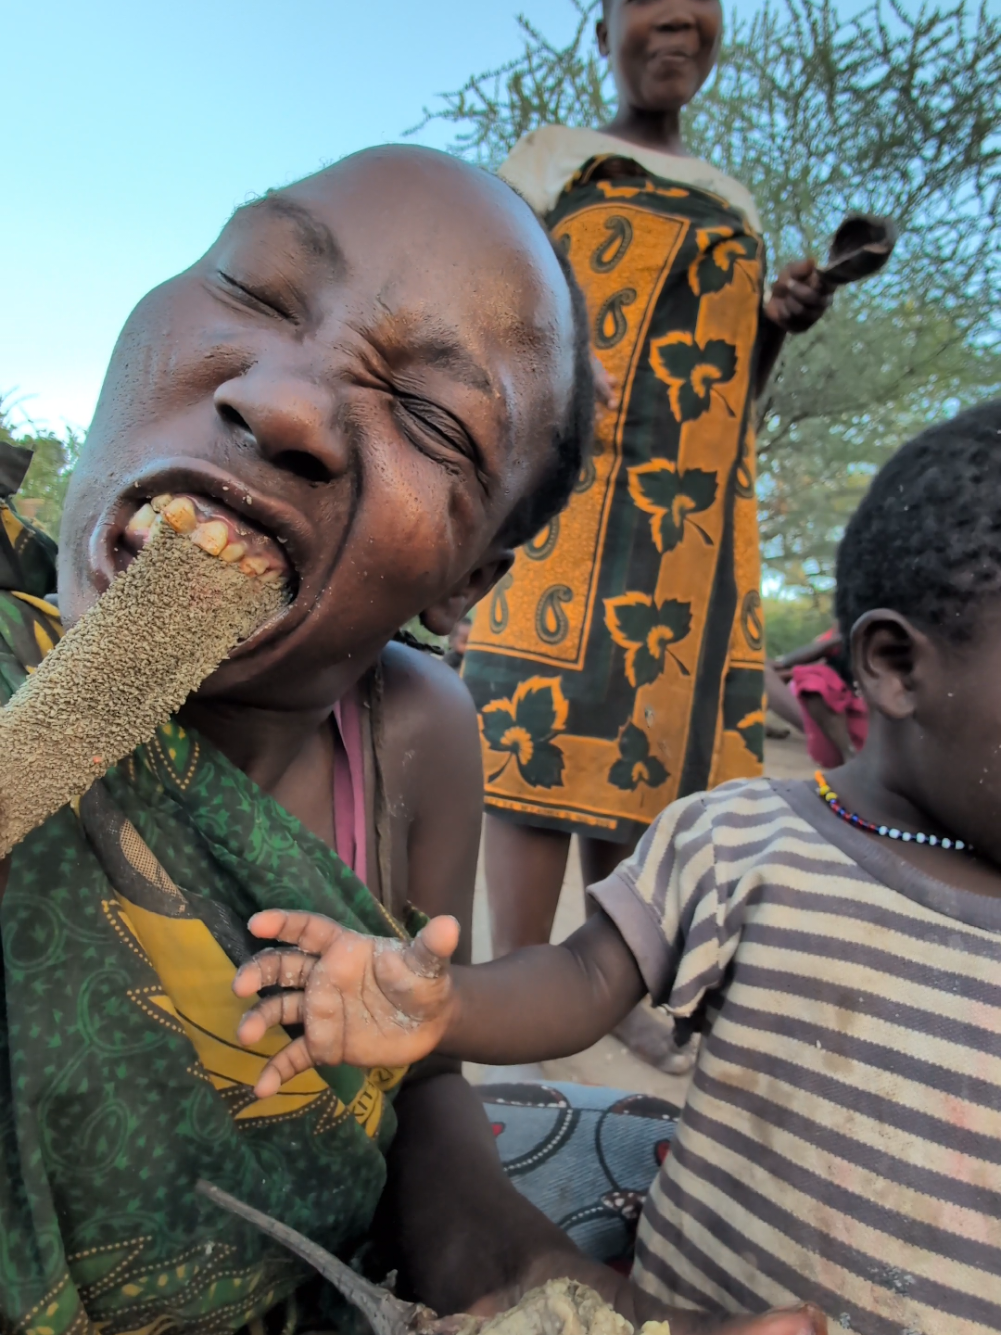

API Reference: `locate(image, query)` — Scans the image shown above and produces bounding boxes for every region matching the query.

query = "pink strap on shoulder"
[331,689,367,883]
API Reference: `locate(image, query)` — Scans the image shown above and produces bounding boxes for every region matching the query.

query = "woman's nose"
[214,373,348,484]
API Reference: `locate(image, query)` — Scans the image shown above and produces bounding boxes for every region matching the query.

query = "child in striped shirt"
[236,401,1001,1335]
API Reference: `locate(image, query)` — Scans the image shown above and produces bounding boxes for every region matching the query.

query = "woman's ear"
[596,16,610,57]
[419,552,514,639]
[851,610,934,721]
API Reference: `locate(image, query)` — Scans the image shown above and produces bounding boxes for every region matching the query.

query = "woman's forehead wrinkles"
[228,194,347,278]
[370,307,497,400]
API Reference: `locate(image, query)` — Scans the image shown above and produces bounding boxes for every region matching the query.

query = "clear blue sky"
[5,0,877,435]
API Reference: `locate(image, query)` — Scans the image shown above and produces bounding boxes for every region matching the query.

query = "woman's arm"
[764,662,805,732]
[772,629,843,671]
[755,259,834,397]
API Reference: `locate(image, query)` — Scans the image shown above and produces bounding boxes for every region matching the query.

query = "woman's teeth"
[124,493,288,585]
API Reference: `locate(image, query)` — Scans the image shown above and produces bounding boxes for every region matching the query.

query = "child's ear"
[419,552,514,638]
[852,610,931,721]
[596,17,610,57]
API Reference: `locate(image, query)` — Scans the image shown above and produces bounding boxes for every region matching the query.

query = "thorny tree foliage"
[415,1,1001,599]
[0,396,81,539]
[410,0,610,170]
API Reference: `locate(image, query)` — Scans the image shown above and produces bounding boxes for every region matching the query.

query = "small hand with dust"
[591,353,619,410]
[233,911,460,1097]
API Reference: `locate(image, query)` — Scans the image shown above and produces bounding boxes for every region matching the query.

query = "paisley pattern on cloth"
[0,489,420,1335]
[463,156,766,842]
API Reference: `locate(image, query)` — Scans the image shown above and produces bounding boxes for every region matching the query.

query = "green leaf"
[520,740,566,789]
[612,600,658,644]
[655,600,693,643]
[737,719,765,762]
[631,645,662,687]
[694,236,758,294]
[633,467,679,513]
[617,722,650,763]
[659,340,700,380]
[702,339,738,382]
[679,469,718,513]
[608,758,639,791]
[481,707,515,750]
[515,686,558,739]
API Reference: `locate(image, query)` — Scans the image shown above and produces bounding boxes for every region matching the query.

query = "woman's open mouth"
[120,492,291,586]
[91,462,324,668]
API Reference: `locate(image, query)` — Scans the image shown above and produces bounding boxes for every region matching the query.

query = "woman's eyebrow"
[408,332,495,397]
[236,194,346,277]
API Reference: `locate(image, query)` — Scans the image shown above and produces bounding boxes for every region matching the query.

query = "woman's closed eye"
[393,392,484,480]
[216,270,298,323]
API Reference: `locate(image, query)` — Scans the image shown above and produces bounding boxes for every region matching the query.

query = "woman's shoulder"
[499,124,760,231]
[498,125,598,214]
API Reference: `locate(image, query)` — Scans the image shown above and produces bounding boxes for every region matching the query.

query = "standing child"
[238,402,1001,1334]
[460,0,833,1034]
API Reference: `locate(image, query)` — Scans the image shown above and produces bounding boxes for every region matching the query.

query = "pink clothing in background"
[790,663,869,768]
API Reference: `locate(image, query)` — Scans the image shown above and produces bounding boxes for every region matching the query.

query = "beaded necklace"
[815,771,972,853]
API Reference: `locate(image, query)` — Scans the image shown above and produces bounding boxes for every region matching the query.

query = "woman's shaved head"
[60,146,593,709]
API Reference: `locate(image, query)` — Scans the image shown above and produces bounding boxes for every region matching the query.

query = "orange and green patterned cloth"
[463,156,766,842]
[0,455,414,1335]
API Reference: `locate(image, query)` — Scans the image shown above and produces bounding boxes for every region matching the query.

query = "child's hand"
[232,910,461,1098]
[591,353,620,410]
[765,258,834,334]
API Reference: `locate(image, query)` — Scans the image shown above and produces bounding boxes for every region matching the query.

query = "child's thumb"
[405,916,460,979]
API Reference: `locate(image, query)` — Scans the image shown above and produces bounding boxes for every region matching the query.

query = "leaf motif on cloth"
[596,180,689,203]
[604,593,693,687]
[628,460,718,552]
[608,722,670,791]
[481,676,569,789]
[649,331,738,422]
[735,708,766,762]
[688,226,760,297]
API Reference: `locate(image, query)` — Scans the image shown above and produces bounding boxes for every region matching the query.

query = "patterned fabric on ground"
[0,500,421,1335]
[589,775,1001,1333]
[478,1082,679,1269]
[463,154,765,844]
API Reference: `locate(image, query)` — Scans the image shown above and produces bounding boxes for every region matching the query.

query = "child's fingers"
[723,1305,827,1335]
[405,915,460,978]
[252,1036,315,1099]
[232,948,317,998]
[237,990,305,1047]
[248,909,344,955]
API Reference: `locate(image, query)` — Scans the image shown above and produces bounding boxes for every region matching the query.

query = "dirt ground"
[464,721,813,1103]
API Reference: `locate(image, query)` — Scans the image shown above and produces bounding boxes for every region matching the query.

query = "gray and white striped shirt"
[590,777,1001,1335]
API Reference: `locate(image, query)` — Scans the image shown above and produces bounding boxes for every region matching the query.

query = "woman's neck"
[178,696,336,793]
[599,106,687,156]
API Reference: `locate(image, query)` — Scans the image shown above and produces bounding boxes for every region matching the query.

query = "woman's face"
[59,148,576,710]
[598,0,723,115]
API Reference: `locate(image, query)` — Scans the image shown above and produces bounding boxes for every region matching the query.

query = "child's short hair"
[836,400,1001,643]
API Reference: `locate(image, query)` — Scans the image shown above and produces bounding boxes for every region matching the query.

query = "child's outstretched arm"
[233,909,645,1097]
